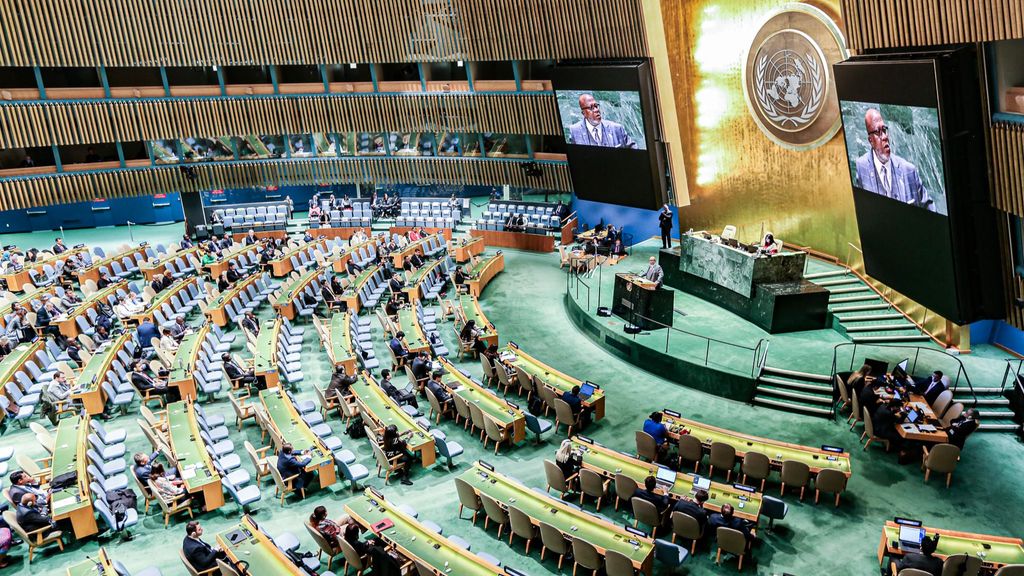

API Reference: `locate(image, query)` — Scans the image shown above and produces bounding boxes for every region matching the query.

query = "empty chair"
[941,554,983,576]
[780,460,810,500]
[455,477,482,524]
[571,538,604,576]
[578,468,610,510]
[761,495,788,531]
[715,527,749,570]
[922,443,960,487]
[507,505,538,553]
[994,566,1024,576]
[671,511,703,554]
[814,468,847,507]
[479,493,509,538]
[605,549,637,576]
[614,473,638,511]
[539,521,569,569]
[741,451,771,491]
[708,442,737,481]
[677,434,704,472]
[631,496,662,537]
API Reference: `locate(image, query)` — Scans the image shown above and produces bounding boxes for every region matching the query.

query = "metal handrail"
[625,311,767,377]
[1000,357,1024,394]
[829,342,978,407]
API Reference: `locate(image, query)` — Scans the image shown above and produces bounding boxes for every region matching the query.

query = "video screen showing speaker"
[835,49,1005,324]
[553,61,666,210]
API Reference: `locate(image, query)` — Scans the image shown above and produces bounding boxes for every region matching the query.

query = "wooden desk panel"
[469,229,554,252]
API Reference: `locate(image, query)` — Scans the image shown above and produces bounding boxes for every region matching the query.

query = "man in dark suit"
[425,371,452,412]
[51,238,67,254]
[380,369,418,409]
[658,204,673,249]
[632,476,670,513]
[240,311,260,337]
[568,94,637,149]
[560,386,591,430]
[672,489,709,534]
[708,503,751,541]
[916,371,948,405]
[389,332,414,365]
[132,361,178,400]
[277,443,313,495]
[221,353,260,390]
[325,366,357,400]
[946,408,980,450]
[182,521,226,572]
[225,263,242,284]
[180,235,193,250]
[409,351,430,391]
[896,535,943,576]
[9,471,48,506]
[16,494,58,534]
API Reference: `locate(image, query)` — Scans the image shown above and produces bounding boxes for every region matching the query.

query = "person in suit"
[389,332,414,365]
[896,534,943,576]
[8,471,48,506]
[409,351,430,391]
[325,366,357,400]
[137,320,159,350]
[854,108,935,212]
[0,336,13,360]
[708,503,751,541]
[225,263,242,284]
[51,238,67,254]
[240,311,260,337]
[180,235,193,250]
[221,353,260,390]
[16,494,58,535]
[568,94,637,149]
[131,361,178,401]
[870,397,904,449]
[168,316,188,341]
[380,369,418,409]
[561,385,591,430]
[35,298,61,339]
[643,256,664,288]
[277,443,313,495]
[916,371,948,405]
[425,371,452,412]
[658,204,673,249]
[632,475,670,513]
[182,521,226,572]
[5,308,31,344]
[672,489,710,534]
[946,408,980,450]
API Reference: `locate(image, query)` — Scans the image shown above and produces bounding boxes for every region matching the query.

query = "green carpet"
[0,221,1022,576]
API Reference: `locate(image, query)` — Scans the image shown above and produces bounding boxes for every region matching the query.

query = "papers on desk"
[901,423,919,433]
[499,352,517,362]
[918,424,937,433]
[181,467,197,480]
[53,496,77,509]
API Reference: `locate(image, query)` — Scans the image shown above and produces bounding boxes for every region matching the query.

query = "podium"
[612,273,675,329]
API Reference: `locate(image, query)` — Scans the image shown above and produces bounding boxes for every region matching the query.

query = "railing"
[565,257,767,378]
[829,342,978,411]
[999,358,1024,394]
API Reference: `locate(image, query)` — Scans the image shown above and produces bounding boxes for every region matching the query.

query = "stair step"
[752,397,833,417]
[830,294,882,304]
[844,323,919,333]
[836,313,905,322]
[828,286,874,295]
[978,423,1020,432]
[815,278,863,287]
[761,366,832,382]
[804,270,849,280]
[830,303,891,313]
[756,385,833,405]
[971,398,1010,406]
[977,409,1014,419]
[758,376,833,394]
[955,387,1002,395]
[851,334,931,343]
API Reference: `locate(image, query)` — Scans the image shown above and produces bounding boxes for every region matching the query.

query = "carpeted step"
[835,312,905,322]
[761,366,832,383]
[978,421,1020,432]
[756,384,833,405]
[830,303,891,313]
[969,397,1011,407]
[843,323,919,333]
[827,286,874,296]
[954,387,1002,396]
[804,270,849,280]
[758,376,833,395]
[830,294,882,304]
[752,396,833,417]
[814,277,862,287]
[851,333,931,343]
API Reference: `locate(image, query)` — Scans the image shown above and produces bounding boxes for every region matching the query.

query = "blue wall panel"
[0,193,185,233]
[572,197,678,246]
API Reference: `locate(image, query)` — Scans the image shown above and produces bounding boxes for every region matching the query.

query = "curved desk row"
[166,400,224,511]
[466,253,504,297]
[350,372,436,468]
[501,342,605,421]
[437,357,525,446]
[74,331,133,415]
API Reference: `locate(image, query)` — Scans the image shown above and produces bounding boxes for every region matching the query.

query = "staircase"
[805,267,930,345]
[753,366,834,418]
[962,369,1021,432]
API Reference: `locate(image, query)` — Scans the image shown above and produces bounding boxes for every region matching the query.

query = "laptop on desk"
[577,382,597,401]
[655,465,676,491]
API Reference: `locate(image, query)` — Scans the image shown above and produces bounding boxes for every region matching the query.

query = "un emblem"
[743,4,848,150]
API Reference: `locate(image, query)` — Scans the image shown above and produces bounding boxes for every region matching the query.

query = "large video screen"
[552,61,666,210]
[556,90,647,150]
[840,101,947,215]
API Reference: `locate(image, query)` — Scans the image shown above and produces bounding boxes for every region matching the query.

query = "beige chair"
[150,480,194,525]
[339,393,360,427]
[371,439,406,486]
[216,558,242,576]
[480,493,509,538]
[708,442,736,482]
[180,548,217,575]
[479,354,497,387]
[941,554,982,576]
[861,406,891,451]
[940,403,964,427]
[4,509,63,562]
[229,390,257,429]
[922,443,960,487]
[17,453,50,482]
[544,459,576,498]
[507,505,538,552]
[315,384,341,418]
[244,441,273,483]
[994,565,1024,576]
[635,430,658,462]
[631,497,662,537]
[268,455,304,504]
[537,383,557,416]
[741,451,771,491]
[848,391,863,430]
[540,521,569,569]
[552,397,582,437]
[716,526,749,571]
[514,366,536,400]
[578,468,610,510]
[425,387,453,424]
[898,569,934,576]
[605,548,636,576]
[452,394,473,431]
[835,374,851,413]
[468,402,488,443]
[677,434,704,472]
[571,538,604,576]
[338,536,369,575]
[931,389,954,418]
[132,465,155,514]
[814,468,847,507]
[455,477,482,524]
[614,473,638,511]
[671,510,704,554]
[483,417,509,455]
[495,364,516,395]
[305,521,343,570]
[780,460,810,500]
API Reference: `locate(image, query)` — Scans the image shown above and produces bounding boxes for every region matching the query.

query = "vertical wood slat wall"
[0,94,561,149]
[990,122,1024,218]
[840,0,1024,50]
[0,0,646,67]
[0,158,573,210]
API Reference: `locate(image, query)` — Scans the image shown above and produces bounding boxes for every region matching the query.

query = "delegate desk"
[570,436,762,523]
[66,548,119,575]
[253,318,281,388]
[50,415,99,539]
[466,253,504,297]
[457,295,498,348]
[340,266,378,314]
[139,246,199,281]
[259,388,336,488]
[396,308,431,356]
[315,313,358,374]
[661,410,853,477]
[459,461,655,574]
[391,232,444,268]
[879,521,1024,573]
[76,247,146,285]
[1,246,87,292]
[665,232,827,333]
[56,282,125,338]
[269,240,326,277]
[351,372,436,467]
[272,267,322,320]
[405,259,442,303]
[131,277,197,325]
[205,246,258,278]
[502,342,605,421]
[470,228,554,252]
[438,357,525,445]
[895,394,949,443]
[74,332,132,415]
[450,236,484,262]
[346,488,506,575]
[217,516,305,575]
[167,401,225,510]
[167,325,208,400]
[205,275,259,326]
[0,340,46,401]
[612,273,674,329]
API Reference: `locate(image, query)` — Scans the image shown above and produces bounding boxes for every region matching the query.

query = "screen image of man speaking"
[568,93,637,149]
[854,108,935,212]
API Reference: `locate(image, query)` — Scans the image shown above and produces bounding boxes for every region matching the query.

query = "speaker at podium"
[612,273,674,330]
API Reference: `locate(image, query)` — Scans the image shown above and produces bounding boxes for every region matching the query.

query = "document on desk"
[181,467,197,480]
[902,423,919,433]
[53,496,78,509]
[918,424,937,432]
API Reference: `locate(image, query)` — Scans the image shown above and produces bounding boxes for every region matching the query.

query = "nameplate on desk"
[624,525,648,538]
[664,409,681,418]
[820,445,844,453]
[505,400,520,410]
[507,340,519,350]
[368,486,385,500]
[477,460,495,472]
[504,568,527,576]
[575,435,594,445]
[732,483,756,493]
[894,517,922,527]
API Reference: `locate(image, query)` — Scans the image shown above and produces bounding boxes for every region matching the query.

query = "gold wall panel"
[0,0,646,67]
[0,94,561,149]
[0,158,572,211]
[991,122,1024,218]
[841,0,1024,51]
